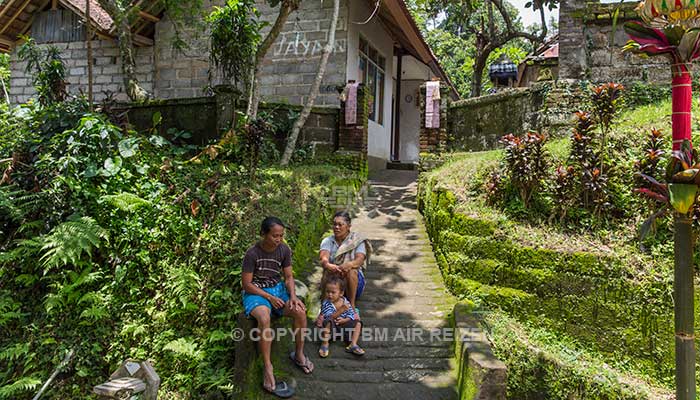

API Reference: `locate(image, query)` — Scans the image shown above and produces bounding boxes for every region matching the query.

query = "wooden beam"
[137,10,158,23]
[133,33,152,46]
[0,0,32,36]
[19,0,52,35]
[0,0,20,22]
[51,0,58,9]
[0,35,14,47]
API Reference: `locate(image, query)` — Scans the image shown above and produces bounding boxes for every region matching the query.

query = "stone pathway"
[283,170,458,400]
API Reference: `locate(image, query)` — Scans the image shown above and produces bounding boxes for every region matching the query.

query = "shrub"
[499,132,548,209]
[17,37,67,105]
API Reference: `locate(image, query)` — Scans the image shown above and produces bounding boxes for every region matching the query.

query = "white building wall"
[346,0,394,168]
[397,55,432,162]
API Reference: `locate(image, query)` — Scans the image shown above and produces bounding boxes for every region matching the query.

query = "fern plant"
[0,377,41,399]
[21,216,108,270]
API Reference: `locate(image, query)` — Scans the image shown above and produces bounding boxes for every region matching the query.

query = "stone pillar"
[213,84,241,134]
[419,81,449,155]
[337,82,369,172]
[558,0,588,80]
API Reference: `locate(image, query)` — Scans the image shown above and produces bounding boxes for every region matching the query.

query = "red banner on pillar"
[672,70,692,151]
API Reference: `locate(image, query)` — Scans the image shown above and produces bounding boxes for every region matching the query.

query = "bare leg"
[345,269,359,309]
[250,306,274,389]
[349,321,362,347]
[284,301,312,372]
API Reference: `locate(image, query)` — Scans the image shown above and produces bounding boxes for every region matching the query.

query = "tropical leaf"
[38,217,108,268]
[624,21,668,44]
[637,173,669,195]
[0,377,41,399]
[101,193,152,212]
[118,137,140,158]
[640,207,669,241]
[163,338,203,361]
[678,28,700,61]
[668,183,698,214]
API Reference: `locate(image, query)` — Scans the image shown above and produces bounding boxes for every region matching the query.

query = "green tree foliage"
[0,53,9,104]
[17,38,67,105]
[407,0,554,98]
[208,0,264,85]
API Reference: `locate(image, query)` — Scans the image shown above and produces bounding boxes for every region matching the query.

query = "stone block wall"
[258,102,338,155]
[9,39,154,103]
[255,0,348,107]
[446,81,588,152]
[559,0,680,83]
[447,85,548,152]
[116,93,338,154]
[153,5,217,100]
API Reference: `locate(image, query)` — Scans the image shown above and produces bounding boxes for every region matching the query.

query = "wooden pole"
[86,0,94,108]
[674,213,696,400]
[392,48,403,162]
[31,349,74,400]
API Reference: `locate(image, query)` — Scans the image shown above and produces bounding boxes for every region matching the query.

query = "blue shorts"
[356,269,365,300]
[243,282,290,317]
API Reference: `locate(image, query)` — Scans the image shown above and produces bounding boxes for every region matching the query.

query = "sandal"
[289,351,314,374]
[263,380,295,398]
[345,344,365,356]
[318,344,329,358]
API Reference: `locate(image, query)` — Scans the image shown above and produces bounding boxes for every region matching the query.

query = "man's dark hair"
[333,210,351,225]
[260,216,285,236]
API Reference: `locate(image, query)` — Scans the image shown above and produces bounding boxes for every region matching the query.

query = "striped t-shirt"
[242,242,292,289]
[321,298,356,322]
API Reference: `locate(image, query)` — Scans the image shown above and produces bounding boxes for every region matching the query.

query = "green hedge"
[485,312,665,400]
[417,174,676,396]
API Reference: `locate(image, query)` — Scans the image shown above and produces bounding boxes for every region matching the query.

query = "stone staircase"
[283,170,458,400]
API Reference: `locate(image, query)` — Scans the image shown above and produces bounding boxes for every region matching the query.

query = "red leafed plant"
[500,131,548,209]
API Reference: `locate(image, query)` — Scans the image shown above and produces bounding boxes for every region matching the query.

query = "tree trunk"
[671,65,696,400]
[1,76,9,105]
[280,0,339,166]
[246,0,298,121]
[471,53,488,97]
[97,0,148,102]
[86,0,94,107]
[673,213,696,400]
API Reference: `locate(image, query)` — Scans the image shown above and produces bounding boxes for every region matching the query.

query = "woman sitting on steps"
[319,210,372,313]
[242,216,314,398]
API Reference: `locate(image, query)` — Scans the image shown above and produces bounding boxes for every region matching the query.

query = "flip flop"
[318,345,329,358]
[289,351,314,374]
[345,344,365,356]
[263,380,294,398]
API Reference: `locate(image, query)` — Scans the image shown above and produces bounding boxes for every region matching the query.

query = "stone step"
[362,282,447,294]
[360,317,448,329]
[289,381,457,400]
[357,299,450,319]
[359,293,447,303]
[365,270,439,280]
[301,344,454,361]
[305,356,452,372]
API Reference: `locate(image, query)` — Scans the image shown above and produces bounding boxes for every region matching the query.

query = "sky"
[512,0,621,29]
[511,0,556,29]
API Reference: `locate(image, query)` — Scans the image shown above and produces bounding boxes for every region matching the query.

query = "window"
[358,37,386,125]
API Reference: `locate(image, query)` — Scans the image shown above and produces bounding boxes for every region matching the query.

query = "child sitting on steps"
[315,276,365,357]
